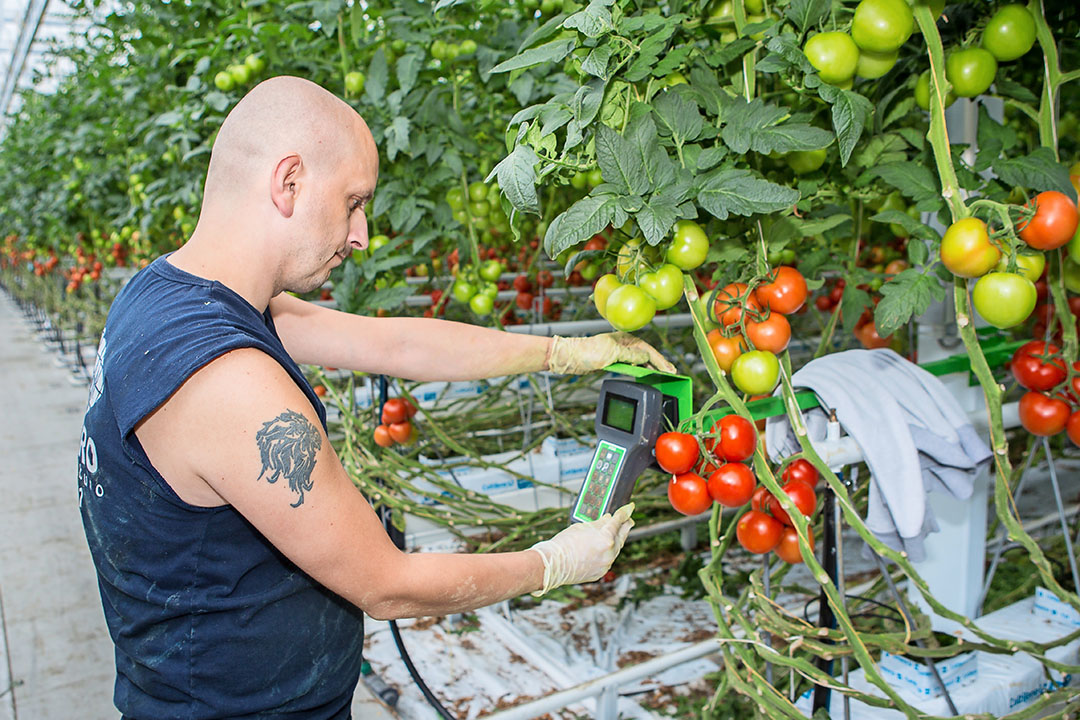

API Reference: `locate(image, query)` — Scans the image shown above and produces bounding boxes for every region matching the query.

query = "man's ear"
[270,154,303,218]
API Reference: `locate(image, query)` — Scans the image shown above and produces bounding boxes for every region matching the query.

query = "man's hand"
[547,332,676,375]
[528,503,635,596]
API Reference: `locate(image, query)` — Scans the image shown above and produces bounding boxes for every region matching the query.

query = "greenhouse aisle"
[0,291,395,720]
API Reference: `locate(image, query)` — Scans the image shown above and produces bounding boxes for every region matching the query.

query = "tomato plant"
[1011,341,1066,391]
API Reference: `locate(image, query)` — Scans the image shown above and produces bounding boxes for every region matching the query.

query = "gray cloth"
[765,349,992,561]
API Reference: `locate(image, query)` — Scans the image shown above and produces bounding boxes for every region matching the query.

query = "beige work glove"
[529,503,635,596]
[547,332,676,375]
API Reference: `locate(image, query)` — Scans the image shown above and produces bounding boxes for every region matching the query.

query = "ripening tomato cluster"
[802,0,916,90]
[656,420,820,564]
[940,191,1080,330]
[592,219,710,332]
[373,396,419,448]
[1011,341,1080,445]
[705,266,808,395]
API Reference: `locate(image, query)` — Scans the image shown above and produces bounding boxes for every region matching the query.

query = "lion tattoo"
[255,409,322,507]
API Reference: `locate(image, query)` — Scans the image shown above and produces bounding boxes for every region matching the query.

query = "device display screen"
[602,394,637,433]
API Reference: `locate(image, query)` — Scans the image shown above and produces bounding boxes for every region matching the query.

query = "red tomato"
[755,266,808,315]
[745,313,791,353]
[781,458,820,488]
[382,398,409,425]
[750,485,770,513]
[513,274,532,293]
[714,282,762,328]
[516,291,535,310]
[1018,191,1080,251]
[855,320,893,349]
[715,414,757,462]
[313,385,327,397]
[775,525,814,564]
[373,425,394,447]
[707,463,757,508]
[815,294,834,312]
[1011,341,1066,391]
[537,269,555,288]
[767,479,818,526]
[1068,411,1080,447]
[736,510,784,554]
[388,420,413,444]
[668,473,713,516]
[707,329,746,372]
[1018,391,1070,436]
[655,432,700,474]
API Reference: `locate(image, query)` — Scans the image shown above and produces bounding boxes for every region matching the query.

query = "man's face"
[288,124,379,294]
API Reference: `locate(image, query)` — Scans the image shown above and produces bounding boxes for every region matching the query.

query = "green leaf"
[762,34,815,74]
[564,1,614,38]
[627,114,677,190]
[688,66,727,116]
[704,37,757,67]
[875,269,945,336]
[994,78,1038,104]
[785,0,830,33]
[653,47,693,77]
[635,197,680,246]
[365,284,416,311]
[882,96,917,130]
[720,97,832,155]
[697,145,728,170]
[385,116,411,162]
[869,162,943,205]
[544,195,617,257]
[365,48,390,103]
[871,209,937,241]
[818,85,873,167]
[596,124,649,195]
[490,38,576,74]
[491,144,540,216]
[907,237,930,266]
[396,54,422,96]
[696,169,799,220]
[840,284,872,337]
[992,147,1076,201]
[855,133,908,169]
[572,78,605,126]
[975,105,1017,173]
[582,44,613,78]
[517,14,569,52]
[797,213,850,236]
[652,90,704,144]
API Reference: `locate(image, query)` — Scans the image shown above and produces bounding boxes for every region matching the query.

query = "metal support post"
[1043,436,1080,592]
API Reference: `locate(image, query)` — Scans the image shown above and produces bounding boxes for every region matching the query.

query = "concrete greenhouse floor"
[0,291,394,719]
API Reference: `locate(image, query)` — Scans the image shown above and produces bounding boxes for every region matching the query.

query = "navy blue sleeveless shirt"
[78,255,365,719]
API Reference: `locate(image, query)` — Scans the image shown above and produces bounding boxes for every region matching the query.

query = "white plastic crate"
[1032,586,1080,629]
[877,650,978,698]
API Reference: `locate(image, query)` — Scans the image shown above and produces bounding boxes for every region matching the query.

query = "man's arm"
[269,292,552,380]
[268,293,674,379]
[135,348,547,620]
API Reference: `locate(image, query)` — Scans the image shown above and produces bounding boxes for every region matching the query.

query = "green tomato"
[478,260,503,282]
[580,261,600,281]
[214,71,234,92]
[244,54,265,74]
[470,200,491,218]
[971,272,1036,328]
[468,181,488,202]
[786,148,827,175]
[459,39,478,55]
[855,49,898,79]
[431,40,448,60]
[593,273,622,319]
[587,168,604,187]
[730,350,780,395]
[638,264,684,310]
[914,70,957,111]
[1067,222,1080,264]
[995,251,1045,282]
[446,187,465,210]
[345,71,366,95]
[229,64,251,85]
[605,284,656,332]
[906,0,944,19]
[744,0,764,12]
[1065,257,1080,294]
[369,234,390,251]
[667,220,709,270]
[981,5,1036,62]
[452,280,477,303]
[570,171,588,190]
[851,0,914,54]
[946,48,998,98]
[452,208,468,225]
[540,0,559,14]
[469,293,494,316]
[803,31,859,85]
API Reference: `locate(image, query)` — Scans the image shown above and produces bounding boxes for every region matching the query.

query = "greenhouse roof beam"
[0,0,52,124]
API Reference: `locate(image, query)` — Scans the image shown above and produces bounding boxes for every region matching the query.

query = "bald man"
[78,76,672,719]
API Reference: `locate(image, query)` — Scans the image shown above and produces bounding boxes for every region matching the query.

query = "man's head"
[199,76,378,294]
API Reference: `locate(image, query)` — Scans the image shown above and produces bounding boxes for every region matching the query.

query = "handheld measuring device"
[569,377,680,524]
